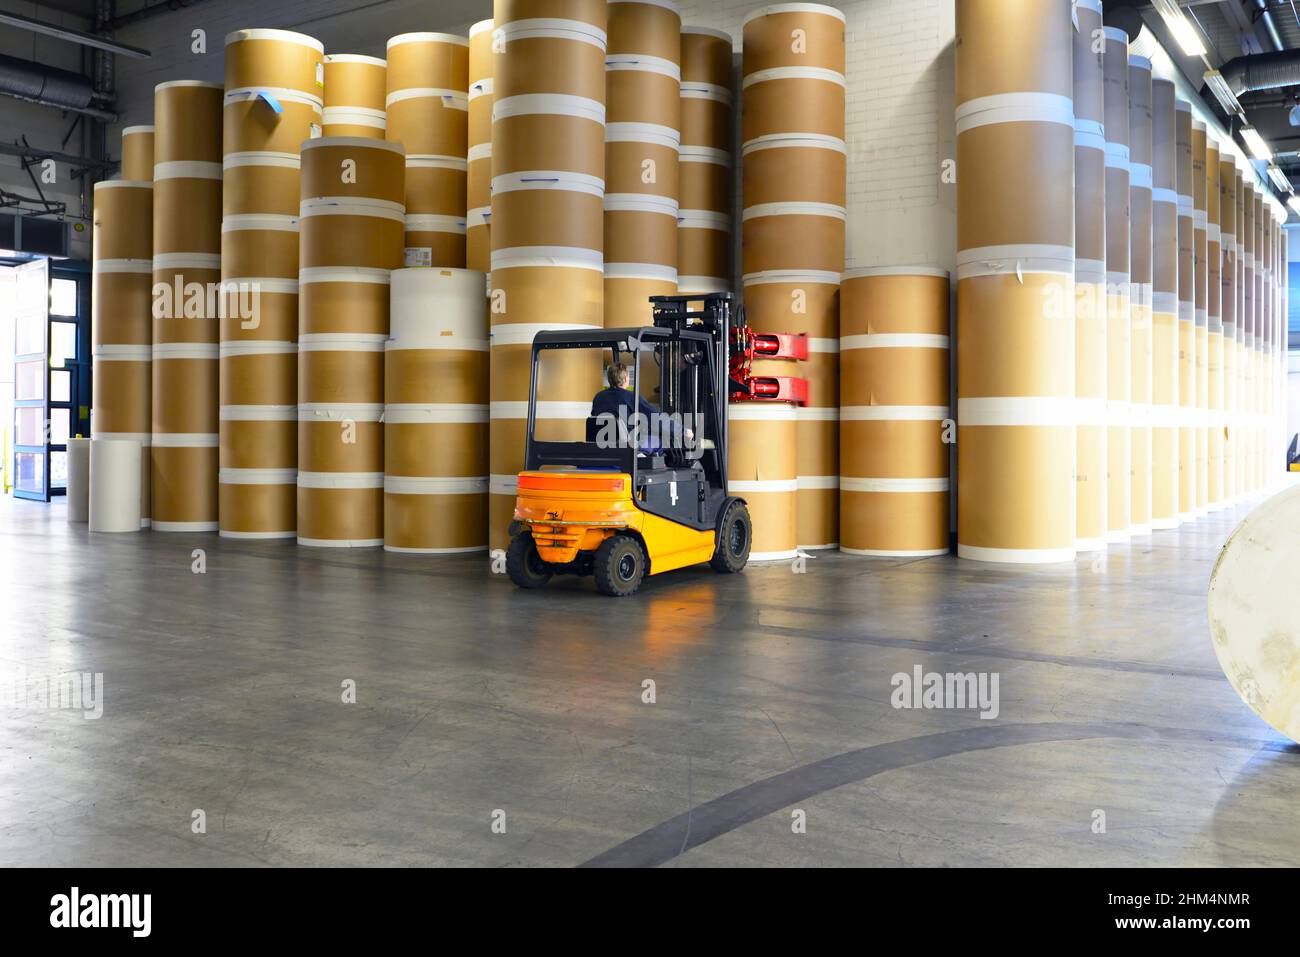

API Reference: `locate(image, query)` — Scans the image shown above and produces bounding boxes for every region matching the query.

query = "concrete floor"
[1,491,1298,867]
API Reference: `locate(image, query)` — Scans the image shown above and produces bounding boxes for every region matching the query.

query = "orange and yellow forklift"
[506,292,805,596]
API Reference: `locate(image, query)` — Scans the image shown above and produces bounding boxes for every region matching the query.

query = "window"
[49,277,77,318]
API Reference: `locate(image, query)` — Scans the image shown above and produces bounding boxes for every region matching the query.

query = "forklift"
[506,292,800,596]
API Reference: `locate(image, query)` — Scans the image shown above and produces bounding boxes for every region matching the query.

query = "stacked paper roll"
[91,178,153,527]
[298,137,405,546]
[1073,0,1106,551]
[387,32,468,267]
[1192,120,1209,514]
[1233,164,1248,500]
[120,125,154,181]
[839,268,950,556]
[219,28,324,537]
[384,268,489,552]
[1128,56,1153,536]
[604,0,681,324]
[677,26,733,294]
[1240,170,1256,500]
[1103,27,1131,543]
[1150,79,1179,529]
[741,2,846,554]
[467,19,494,272]
[488,0,608,548]
[323,54,387,138]
[1206,135,1224,509]
[1219,152,1238,504]
[152,80,223,532]
[955,0,1075,563]
[1176,100,1195,521]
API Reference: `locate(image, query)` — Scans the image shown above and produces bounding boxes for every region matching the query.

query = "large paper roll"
[1208,485,1300,742]
[67,438,91,523]
[89,438,143,533]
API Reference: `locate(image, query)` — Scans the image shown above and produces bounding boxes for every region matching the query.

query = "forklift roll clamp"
[505,292,806,596]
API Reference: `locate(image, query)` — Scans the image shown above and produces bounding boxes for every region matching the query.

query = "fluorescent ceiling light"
[1204,70,1244,117]
[1241,126,1273,162]
[1268,165,1293,193]
[1152,0,1207,57]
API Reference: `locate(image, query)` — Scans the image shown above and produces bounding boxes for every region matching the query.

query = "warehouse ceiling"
[1174,1,1300,171]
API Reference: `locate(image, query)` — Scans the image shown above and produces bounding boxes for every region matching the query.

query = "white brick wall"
[677,0,956,273]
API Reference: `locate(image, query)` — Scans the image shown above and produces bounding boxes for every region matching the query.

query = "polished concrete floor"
[2,490,1299,867]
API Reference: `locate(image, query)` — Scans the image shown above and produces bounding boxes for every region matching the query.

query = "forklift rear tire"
[594,534,647,597]
[506,532,552,589]
[710,500,752,573]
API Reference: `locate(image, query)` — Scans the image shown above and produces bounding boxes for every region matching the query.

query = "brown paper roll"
[225,29,324,94]
[957,272,1073,399]
[220,418,296,470]
[488,342,601,404]
[609,1,681,61]
[387,345,488,405]
[155,82,223,163]
[957,121,1074,253]
[221,223,300,279]
[93,271,152,347]
[407,159,467,215]
[742,211,844,275]
[488,266,604,328]
[841,490,948,554]
[491,114,605,177]
[297,485,383,544]
[152,445,219,526]
[220,350,297,407]
[92,183,153,261]
[219,286,299,343]
[298,418,382,473]
[385,422,488,476]
[299,207,405,270]
[222,98,321,155]
[92,360,150,433]
[153,357,219,434]
[841,419,948,478]
[493,32,605,101]
[151,263,222,344]
[121,127,155,182]
[955,0,1072,103]
[957,424,1075,552]
[385,493,488,552]
[404,227,468,268]
[386,33,468,92]
[743,139,846,207]
[300,277,390,335]
[742,78,845,142]
[743,5,844,75]
[605,140,679,197]
[219,482,296,536]
[606,71,679,129]
[301,138,405,203]
[604,277,676,326]
[324,55,387,111]
[223,159,301,217]
[299,347,384,404]
[153,178,222,256]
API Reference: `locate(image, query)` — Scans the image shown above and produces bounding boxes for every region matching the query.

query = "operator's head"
[607,361,630,390]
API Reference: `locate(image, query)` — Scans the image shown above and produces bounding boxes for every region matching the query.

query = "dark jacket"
[591,387,658,420]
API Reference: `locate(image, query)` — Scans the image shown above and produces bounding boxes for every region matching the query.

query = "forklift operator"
[591,361,659,421]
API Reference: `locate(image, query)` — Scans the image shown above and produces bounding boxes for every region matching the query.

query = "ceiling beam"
[0,10,151,60]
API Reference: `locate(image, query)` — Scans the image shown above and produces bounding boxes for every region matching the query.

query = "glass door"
[13,259,50,501]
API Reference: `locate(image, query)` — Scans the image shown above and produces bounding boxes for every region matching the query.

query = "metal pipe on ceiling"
[0,10,149,59]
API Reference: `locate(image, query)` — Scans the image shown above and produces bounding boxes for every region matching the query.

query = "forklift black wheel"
[506,532,553,589]
[594,534,647,597]
[710,500,752,573]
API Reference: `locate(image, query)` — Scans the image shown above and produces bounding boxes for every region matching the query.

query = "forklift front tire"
[710,499,752,573]
[506,532,553,589]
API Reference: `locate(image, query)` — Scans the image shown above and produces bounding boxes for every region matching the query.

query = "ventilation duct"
[1219,50,1300,97]
[0,52,95,110]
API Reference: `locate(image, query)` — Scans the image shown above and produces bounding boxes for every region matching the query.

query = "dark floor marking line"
[579,722,1293,868]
